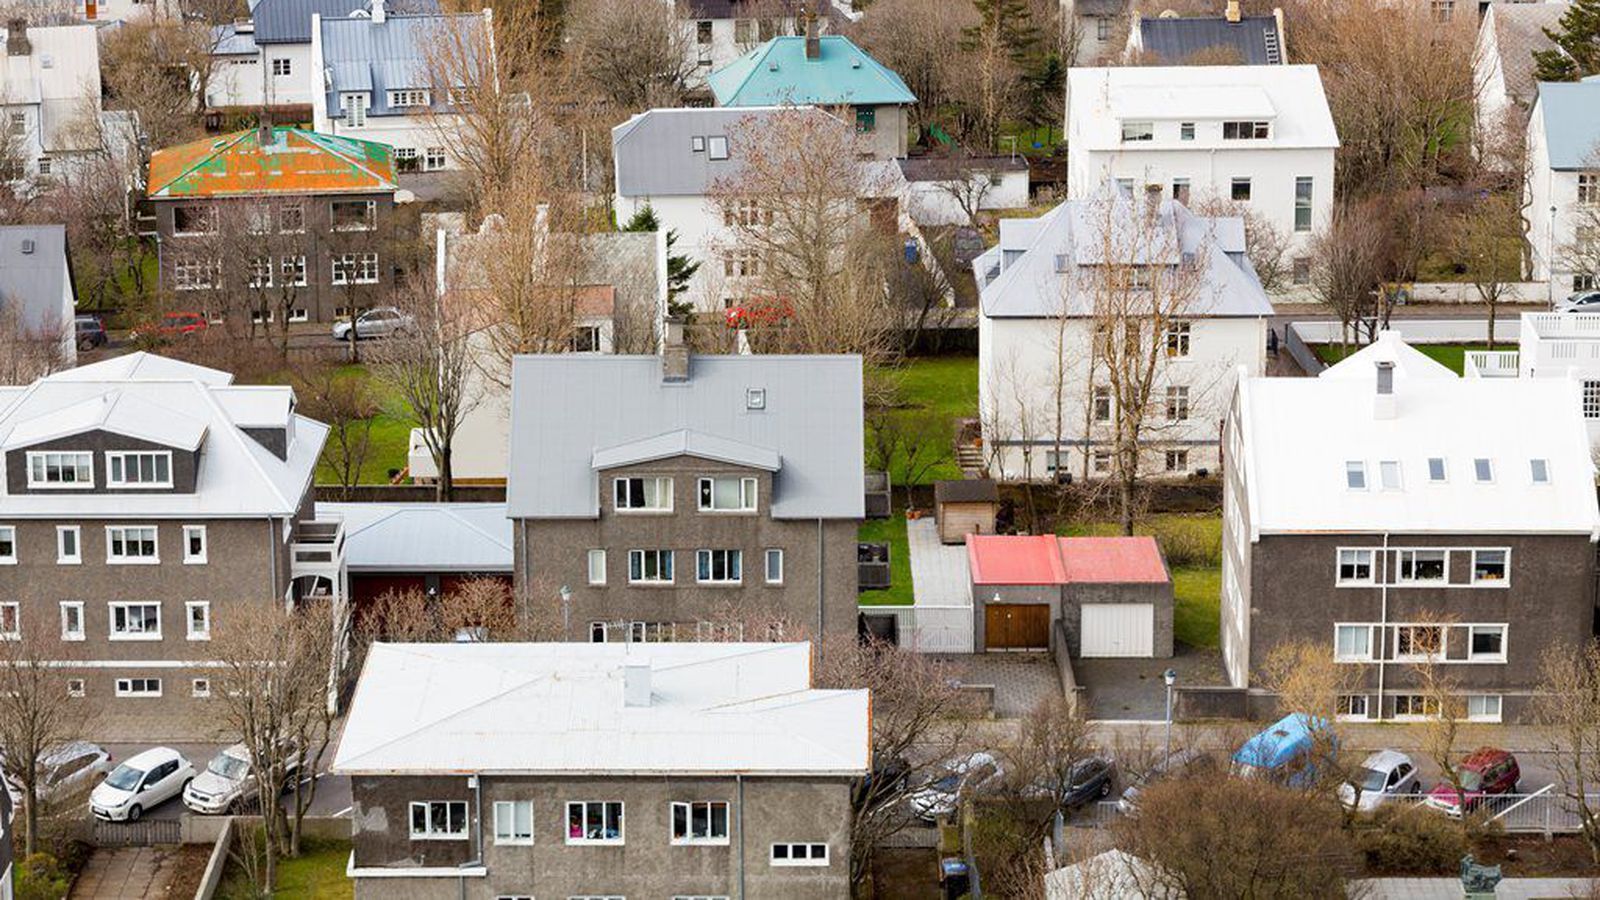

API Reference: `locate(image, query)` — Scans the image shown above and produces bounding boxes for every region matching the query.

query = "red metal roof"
[967,534,1169,585]
[967,535,1068,586]
[1058,536,1169,583]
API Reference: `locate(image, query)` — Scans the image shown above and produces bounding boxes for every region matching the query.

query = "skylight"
[1426,457,1446,482]
[1531,458,1550,484]
[1473,458,1494,483]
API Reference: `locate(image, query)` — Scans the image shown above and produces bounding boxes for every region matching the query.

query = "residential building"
[1463,312,1600,451]
[1473,2,1568,142]
[676,0,830,93]
[974,193,1273,480]
[311,3,494,172]
[0,352,338,733]
[318,502,511,605]
[1061,0,1131,65]
[706,32,915,159]
[1065,64,1338,267]
[0,22,112,184]
[1221,343,1600,723]
[145,126,405,324]
[1526,76,1600,301]
[0,224,77,369]
[507,324,863,643]
[1125,2,1288,65]
[336,641,866,897]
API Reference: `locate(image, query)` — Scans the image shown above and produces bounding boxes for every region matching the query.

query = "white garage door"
[1080,604,1155,658]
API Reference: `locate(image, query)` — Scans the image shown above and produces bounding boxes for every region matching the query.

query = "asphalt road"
[96,741,351,823]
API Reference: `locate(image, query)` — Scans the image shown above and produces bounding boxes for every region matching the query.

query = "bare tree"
[1192,194,1294,294]
[857,0,976,137]
[1557,149,1600,297]
[99,17,214,155]
[1310,201,1387,352]
[925,154,998,227]
[1256,639,1366,811]
[565,0,697,109]
[1453,193,1524,348]
[292,364,377,498]
[1533,641,1600,863]
[0,301,68,385]
[865,406,951,511]
[0,635,82,856]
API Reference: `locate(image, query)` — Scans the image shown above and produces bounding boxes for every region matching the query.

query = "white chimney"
[1374,360,1396,420]
[623,661,651,707]
[1225,0,1242,23]
[371,0,385,24]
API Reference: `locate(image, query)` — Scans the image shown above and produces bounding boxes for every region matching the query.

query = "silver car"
[1339,749,1421,812]
[332,306,413,341]
[3,741,112,809]
[1557,290,1600,314]
[184,743,300,815]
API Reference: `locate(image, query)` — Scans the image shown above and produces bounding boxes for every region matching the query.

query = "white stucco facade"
[1526,88,1599,303]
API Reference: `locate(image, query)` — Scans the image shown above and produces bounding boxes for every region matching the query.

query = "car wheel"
[126,804,142,822]
[1098,780,1112,798]
[77,338,94,351]
[1410,783,1421,794]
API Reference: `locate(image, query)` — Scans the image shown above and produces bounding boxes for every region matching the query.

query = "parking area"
[932,652,1062,718]
[1074,645,1227,721]
[96,742,352,823]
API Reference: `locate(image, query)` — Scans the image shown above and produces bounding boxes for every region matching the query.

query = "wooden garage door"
[1081,604,1155,658]
[986,604,1051,651]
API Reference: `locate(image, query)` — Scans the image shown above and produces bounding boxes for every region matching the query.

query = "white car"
[1339,749,1420,812]
[331,306,413,341]
[3,741,112,809]
[906,752,1001,821]
[1557,290,1600,314]
[90,747,195,822]
[184,744,299,815]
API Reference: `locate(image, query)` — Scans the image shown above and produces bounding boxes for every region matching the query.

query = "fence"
[93,817,183,846]
[861,604,975,653]
[1283,322,1326,376]
[1289,318,1525,346]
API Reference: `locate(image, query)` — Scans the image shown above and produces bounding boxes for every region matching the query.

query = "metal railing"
[1525,311,1600,339]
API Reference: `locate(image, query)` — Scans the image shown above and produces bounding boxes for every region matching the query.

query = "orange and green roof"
[147,127,398,199]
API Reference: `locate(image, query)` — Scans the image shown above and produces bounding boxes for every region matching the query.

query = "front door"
[986,603,1050,651]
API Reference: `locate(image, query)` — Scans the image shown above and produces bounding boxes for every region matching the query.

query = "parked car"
[74,315,107,350]
[90,747,195,822]
[907,752,1002,821]
[1118,748,1213,814]
[332,306,413,341]
[1044,756,1117,810]
[129,311,208,343]
[1424,747,1519,817]
[1231,713,1338,789]
[1557,289,1600,313]
[1339,749,1420,812]
[2,741,112,809]
[184,743,299,815]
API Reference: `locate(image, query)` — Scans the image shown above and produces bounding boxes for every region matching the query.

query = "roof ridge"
[295,130,396,190]
[440,507,514,552]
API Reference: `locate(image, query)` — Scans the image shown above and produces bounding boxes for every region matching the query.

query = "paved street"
[98,741,352,823]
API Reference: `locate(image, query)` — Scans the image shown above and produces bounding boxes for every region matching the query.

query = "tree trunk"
[437,445,454,502]
[1486,304,1496,351]
[24,780,37,856]
[1119,474,1135,537]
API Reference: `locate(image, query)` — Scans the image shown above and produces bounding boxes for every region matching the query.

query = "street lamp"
[1162,668,1178,763]
[559,585,572,639]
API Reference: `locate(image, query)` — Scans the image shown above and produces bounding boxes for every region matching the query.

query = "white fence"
[1289,318,1525,346]
[861,604,975,653]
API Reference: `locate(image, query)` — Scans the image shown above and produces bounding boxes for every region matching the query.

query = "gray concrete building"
[334,641,868,898]
[506,325,863,643]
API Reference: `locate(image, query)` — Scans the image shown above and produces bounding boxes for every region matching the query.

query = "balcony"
[289,514,345,602]
[1519,312,1600,376]
[1464,350,1520,378]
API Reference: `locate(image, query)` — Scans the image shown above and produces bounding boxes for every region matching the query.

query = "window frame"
[587,549,607,586]
[1393,624,1445,662]
[60,601,84,641]
[1120,121,1154,143]
[697,476,758,512]
[627,549,674,585]
[1427,457,1447,483]
[1530,458,1550,484]
[670,800,731,846]
[56,525,80,564]
[186,601,211,641]
[1164,385,1189,421]
[765,548,784,585]
[1336,694,1371,721]
[106,526,159,565]
[565,800,625,845]
[1467,624,1507,662]
[105,451,173,489]
[108,601,162,641]
[1333,623,1374,662]
[1466,694,1503,722]
[696,549,744,585]
[26,451,94,489]
[1473,458,1494,483]
[770,842,829,867]
[1335,548,1375,586]
[613,476,673,512]
[1470,548,1509,586]
[1394,548,1447,584]
[0,525,13,564]
[1391,693,1439,720]
[1345,460,1366,490]
[330,199,377,232]
[183,525,207,564]
[114,677,162,698]
[192,677,212,698]
[1230,177,1252,201]
[1294,176,1313,232]
[0,602,19,640]
[492,799,534,845]
[408,800,469,841]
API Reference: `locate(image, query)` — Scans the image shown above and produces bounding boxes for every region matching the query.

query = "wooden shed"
[934,479,1000,544]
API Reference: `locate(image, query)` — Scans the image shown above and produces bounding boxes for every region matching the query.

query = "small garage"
[318,502,513,606]
[934,479,1000,544]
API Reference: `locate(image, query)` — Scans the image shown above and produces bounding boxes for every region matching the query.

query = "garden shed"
[934,479,1000,544]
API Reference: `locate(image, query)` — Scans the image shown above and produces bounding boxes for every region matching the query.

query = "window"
[110,602,161,639]
[672,801,730,845]
[186,601,211,640]
[330,200,376,231]
[614,476,673,511]
[192,678,211,698]
[425,147,447,171]
[0,526,12,563]
[6,112,21,135]
[1092,450,1112,474]
[1468,625,1506,661]
[1171,177,1190,205]
[587,549,606,586]
[1121,121,1154,142]
[698,476,757,511]
[1164,321,1190,357]
[1336,694,1370,720]
[1115,177,1135,198]
[566,801,624,844]
[60,602,83,641]
[27,451,92,488]
[244,205,273,234]
[387,89,430,107]
[1095,15,1112,39]
[1392,694,1438,719]
[589,621,608,642]
[281,256,307,287]
[1222,121,1270,140]
[855,106,876,133]
[627,549,673,584]
[1466,695,1502,722]
[66,679,84,699]
[746,388,767,410]
[696,549,743,584]
[1164,449,1188,472]
[765,548,784,584]
[1530,458,1550,484]
[0,603,17,640]
[1292,257,1311,285]
[249,256,273,289]
[707,136,729,160]
[1427,457,1447,482]
[493,800,534,844]
[279,203,305,233]
[771,843,829,866]
[107,527,158,564]
[735,17,756,42]
[1470,549,1509,584]
[173,205,217,236]
[691,135,706,153]
[1378,460,1401,490]
[625,621,675,643]
[1395,549,1446,583]
[572,325,601,353]
[1578,274,1598,292]
[271,57,291,76]
[409,801,468,839]
[1580,173,1600,205]
[697,19,712,43]
[331,253,379,285]
[1345,461,1366,490]
[1230,177,1252,201]
[115,678,161,698]
[1473,458,1494,482]
[1179,122,1195,141]
[1092,386,1112,422]
[1337,549,1374,585]
[55,525,78,564]
[1334,624,1373,661]
[1394,625,1444,661]
[107,451,172,488]
[1294,177,1314,232]
[1164,386,1189,421]
[342,92,368,127]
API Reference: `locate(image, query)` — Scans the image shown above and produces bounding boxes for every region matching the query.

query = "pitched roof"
[612,106,844,198]
[967,534,1170,585]
[147,127,398,199]
[1535,76,1600,170]
[967,535,1068,585]
[252,0,438,43]
[319,11,489,119]
[707,35,915,107]
[1137,14,1283,65]
[677,0,825,17]
[1067,65,1338,151]
[211,21,259,55]
[1485,2,1569,108]
[1319,329,1456,382]
[0,25,103,153]
[934,479,998,503]
[506,354,863,520]
[0,224,72,337]
[332,642,870,776]
[318,502,512,572]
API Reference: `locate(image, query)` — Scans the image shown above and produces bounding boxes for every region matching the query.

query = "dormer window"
[387,89,430,108]
[614,476,672,512]
[107,451,172,488]
[27,451,92,488]
[699,476,757,512]
[1222,121,1270,140]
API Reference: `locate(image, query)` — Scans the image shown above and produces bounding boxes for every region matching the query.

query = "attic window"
[1344,461,1366,490]
[1053,254,1069,273]
[1530,458,1550,484]
[691,136,705,152]
[1378,460,1401,491]
[707,136,729,161]
[746,387,767,410]
[1427,457,1446,482]
[1473,458,1494,483]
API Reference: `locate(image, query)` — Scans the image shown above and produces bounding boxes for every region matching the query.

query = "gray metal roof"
[612,106,840,198]
[253,0,437,44]
[1490,2,1570,108]
[1138,15,1282,65]
[507,354,863,520]
[1537,76,1600,170]
[0,225,71,337]
[318,502,511,572]
[319,11,483,119]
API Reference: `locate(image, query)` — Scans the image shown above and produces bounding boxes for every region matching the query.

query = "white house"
[1472,2,1567,148]
[974,192,1273,481]
[0,224,76,368]
[0,23,109,184]
[1526,76,1600,302]
[675,0,828,93]
[1061,0,1131,65]
[1459,312,1600,451]
[310,3,491,171]
[1065,64,1338,279]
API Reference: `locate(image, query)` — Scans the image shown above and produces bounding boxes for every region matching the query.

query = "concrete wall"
[1061,580,1174,658]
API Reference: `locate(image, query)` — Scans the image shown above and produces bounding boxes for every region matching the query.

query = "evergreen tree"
[622,204,701,317]
[959,0,1040,64]
[1021,52,1065,146]
[1534,0,1600,82]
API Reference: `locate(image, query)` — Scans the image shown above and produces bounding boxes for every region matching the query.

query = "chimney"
[662,317,690,382]
[371,0,385,24]
[804,14,820,60]
[1374,360,1396,420]
[257,110,273,148]
[6,19,30,57]
[1143,182,1163,224]
[623,660,651,707]
[1225,0,1242,23]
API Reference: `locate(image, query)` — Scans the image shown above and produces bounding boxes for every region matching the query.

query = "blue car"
[1231,713,1338,789]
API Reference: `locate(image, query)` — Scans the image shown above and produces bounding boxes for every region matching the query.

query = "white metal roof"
[332,642,870,776]
[591,429,782,473]
[317,502,512,572]
[1319,330,1456,382]
[1068,64,1339,151]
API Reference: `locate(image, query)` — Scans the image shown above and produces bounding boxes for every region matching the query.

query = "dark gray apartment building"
[506,324,864,643]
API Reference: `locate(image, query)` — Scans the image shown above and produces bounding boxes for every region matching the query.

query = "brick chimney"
[804,14,820,60]
[6,19,30,57]
[1225,0,1242,23]
[662,317,690,383]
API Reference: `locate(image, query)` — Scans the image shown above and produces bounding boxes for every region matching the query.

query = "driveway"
[1073,644,1227,721]
[70,845,209,899]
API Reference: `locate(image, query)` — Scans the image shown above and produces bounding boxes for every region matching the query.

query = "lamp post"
[1162,668,1178,763]
[559,585,572,640]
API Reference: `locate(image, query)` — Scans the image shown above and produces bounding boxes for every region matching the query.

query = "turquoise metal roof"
[707,35,916,107]
[1537,76,1600,171]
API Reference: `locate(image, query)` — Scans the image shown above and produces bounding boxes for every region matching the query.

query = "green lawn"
[218,837,352,899]
[1313,342,1499,376]
[871,355,979,488]
[858,514,914,606]
[312,365,415,486]
[1173,566,1221,649]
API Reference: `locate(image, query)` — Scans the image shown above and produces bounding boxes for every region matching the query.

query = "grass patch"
[1173,566,1221,649]
[871,355,979,488]
[312,364,415,486]
[1313,342,1498,376]
[858,514,914,606]
[218,836,352,899]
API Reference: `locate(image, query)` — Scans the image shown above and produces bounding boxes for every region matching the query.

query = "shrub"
[1149,516,1222,568]
[16,853,70,900]
[1356,803,1469,874]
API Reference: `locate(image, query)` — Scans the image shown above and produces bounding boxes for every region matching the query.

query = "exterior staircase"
[954,418,986,478]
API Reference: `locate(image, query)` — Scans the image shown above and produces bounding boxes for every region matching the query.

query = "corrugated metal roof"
[967,535,1068,585]
[252,0,437,44]
[507,354,863,520]
[211,21,259,55]
[1138,15,1281,66]
[318,502,512,572]
[1058,536,1169,583]
[0,224,71,338]
[318,11,487,119]
[707,34,915,107]
[1536,76,1600,170]
[613,106,843,198]
[147,127,397,198]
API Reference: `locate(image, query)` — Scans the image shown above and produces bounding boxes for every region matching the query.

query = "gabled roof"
[147,128,397,199]
[1534,75,1600,170]
[318,502,512,572]
[1,391,208,451]
[332,642,870,776]
[1319,329,1455,382]
[707,34,915,107]
[1137,14,1283,65]
[507,354,863,520]
[1483,2,1568,108]
[612,106,844,198]
[319,11,489,119]
[252,0,438,43]
[0,25,103,153]
[967,535,1068,585]
[967,534,1170,585]
[50,352,231,384]
[0,224,72,337]
[592,429,782,472]
[1067,65,1338,150]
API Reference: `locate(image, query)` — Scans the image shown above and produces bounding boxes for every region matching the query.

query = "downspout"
[268,518,280,602]
[1376,532,1390,720]
[737,774,746,900]
[459,772,483,899]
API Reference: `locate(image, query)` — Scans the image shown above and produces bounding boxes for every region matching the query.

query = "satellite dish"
[1158,9,1180,18]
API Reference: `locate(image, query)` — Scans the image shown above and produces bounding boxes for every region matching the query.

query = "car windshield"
[48,753,96,787]
[1457,769,1484,791]
[1359,767,1388,792]
[105,764,144,791]
[208,753,249,780]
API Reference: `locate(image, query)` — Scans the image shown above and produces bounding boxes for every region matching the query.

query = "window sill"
[697,509,758,516]
[0,559,14,566]
[60,634,84,642]
[770,860,830,868]
[26,484,96,490]
[56,559,81,566]
[696,581,745,588]
[187,635,212,642]
[109,634,164,642]
[565,839,625,846]
[183,558,208,566]
[409,834,470,842]
[107,559,161,566]
[107,484,174,491]
[493,838,534,847]
[613,509,674,516]
[672,838,731,847]
[627,581,675,588]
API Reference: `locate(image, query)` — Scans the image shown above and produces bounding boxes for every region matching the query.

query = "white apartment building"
[1526,76,1600,302]
[974,193,1273,481]
[1065,64,1338,282]
[1462,312,1600,450]
[675,0,824,93]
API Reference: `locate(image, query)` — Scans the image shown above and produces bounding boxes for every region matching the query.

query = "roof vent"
[851,57,862,68]
[19,239,33,254]
[767,60,779,72]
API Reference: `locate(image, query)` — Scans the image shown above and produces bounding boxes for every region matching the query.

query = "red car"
[725,298,794,329]
[130,311,209,343]
[1424,747,1519,817]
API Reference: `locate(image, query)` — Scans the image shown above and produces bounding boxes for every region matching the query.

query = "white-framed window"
[1095,15,1112,39]
[589,621,608,642]
[1473,458,1494,482]
[1427,457,1447,482]
[1470,549,1508,585]
[696,549,743,584]
[331,253,379,285]
[698,476,757,512]
[107,526,159,564]
[246,205,273,234]
[59,602,84,641]
[1336,694,1371,721]
[281,256,308,286]
[109,602,161,640]
[691,135,706,152]
[1466,694,1503,722]
[115,677,162,698]
[627,549,673,584]
[425,147,447,171]
[271,57,291,76]
[186,601,211,641]
[66,679,85,699]
[1179,121,1195,140]
[1392,694,1439,719]
[27,451,93,488]
[183,525,207,564]
[409,800,468,840]
[1345,460,1366,490]
[342,92,368,127]
[1164,321,1191,357]
[0,525,13,563]
[289,309,308,323]
[1230,177,1252,201]
[1120,121,1154,142]
[1378,460,1401,491]
[1294,176,1314,232]
[671,800,730,845]
[387,89,430,107]
[56,525,79,564]
[1395,549,1446,584]
[249,256,274,289]
[107,451,172,488]
[1334,624,1374,661]
[1222,120,1270,140]
[330,200,376,232]
[1292,256,1311,285]
[493,800,534,845]
[1336,548,1374,585]
[1092,386,1112,422]
[0,603,18,640]
[614,476,672,511]
[1586,382,1600,420]
[1164,449,1188,472]
[192,678,211,698]
[1092,450,1112,473]
[625,621,675,643]
[565,800,624,844]
[173,204,218,236]
[1530,458,1550,484]
[765,548,784,585]
[1164,386,1189,421]
[771,842,829,866]
[1468,625,1507,661]
[707,135,729,160]
[1394,624,1444,661]
[587,549,607,586]
[279,203,305,233]
[1580,173,1600,205]
[172,257,222,290]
